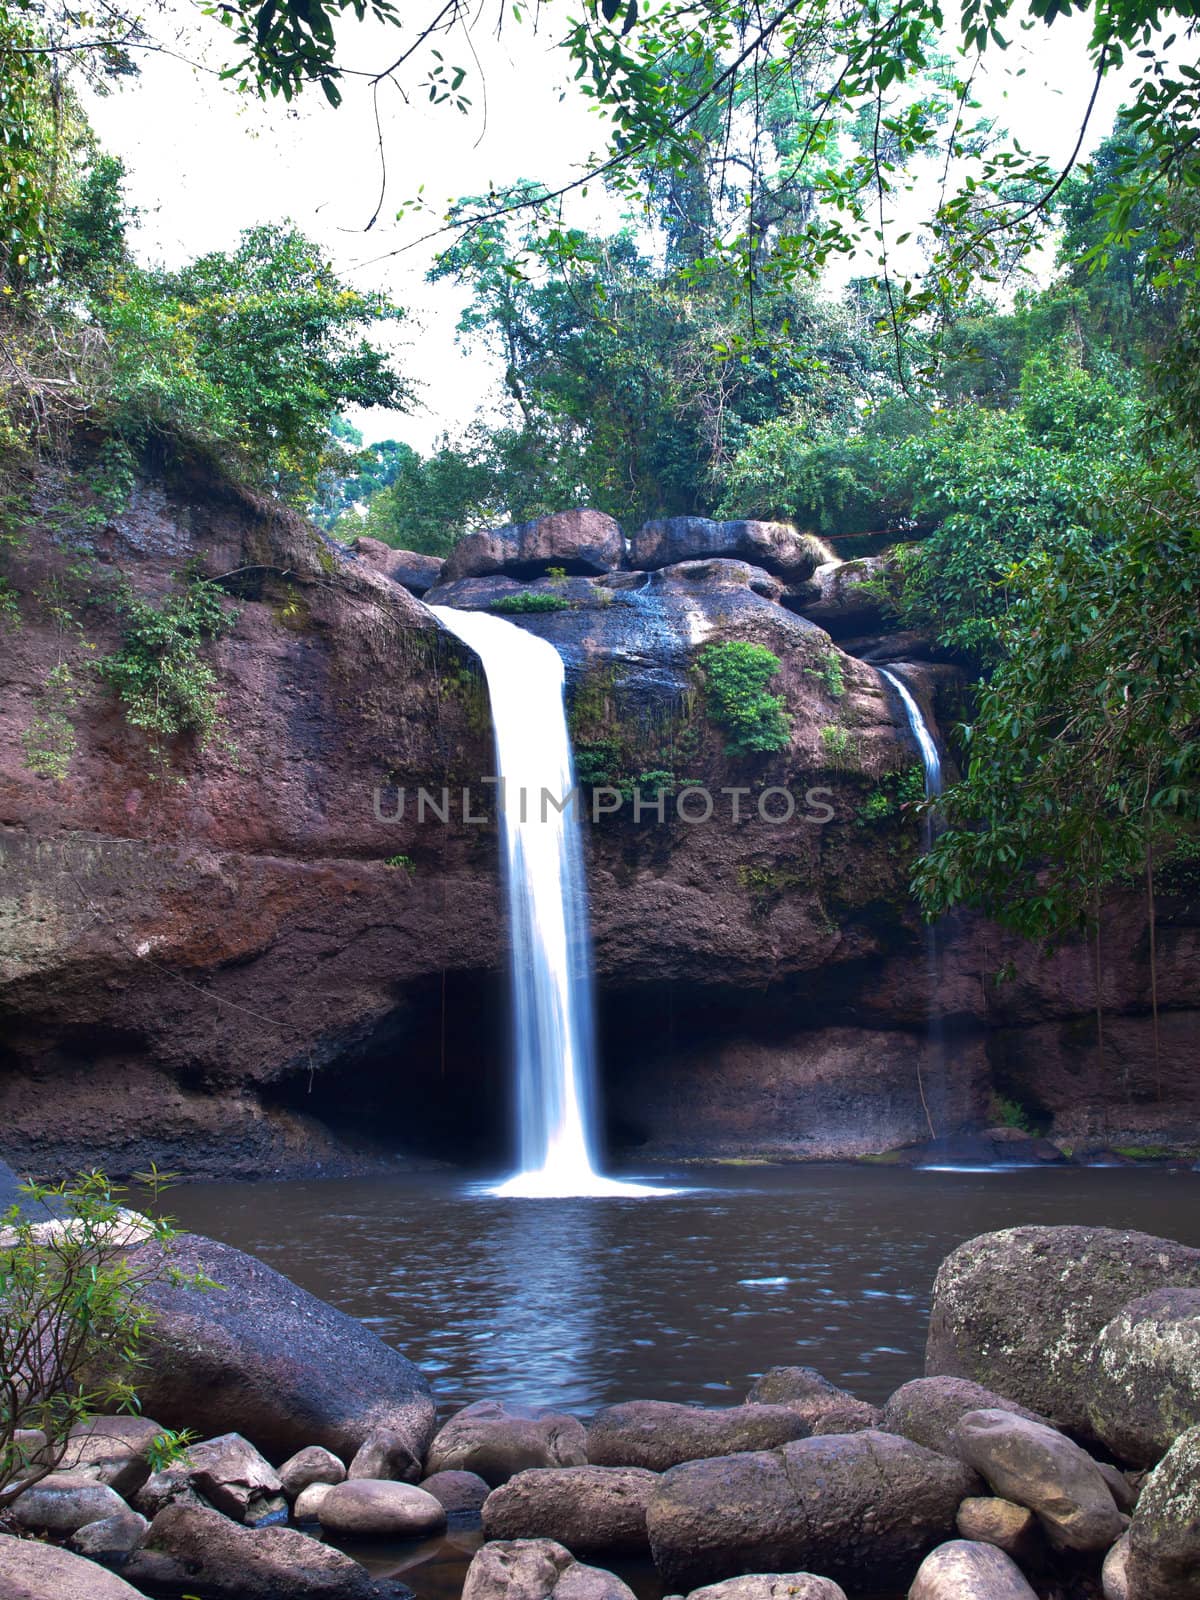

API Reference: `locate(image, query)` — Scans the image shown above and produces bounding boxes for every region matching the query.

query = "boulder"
[295,1482,338,1520]
[746,1367,871,1431]
[1097,1463,1138,1514]
[954,1498,1040,1563]
[482,1465,659,1557]
[125,1501,378,1599]
[348,1426,423,1483]
[586,1401,809,1471]
[1127,1423,1200,1599]
[908,1540,1039,1600]
[925,1226,1200,1434]
[0,1534,150,1600]
[426,1400,588,1487]
[58,1415,163,1497]
[882,1377,1047,1461]
[120,1233,436,1465]
[318,1479,447,1538]
[658,558,784,601]
[630,517,826,581]
[186,1431,287,1526]
[684,1577,846,1600]
[132,1461,210,1516]
[1103,1531,1131,1600]
[10,1474,129,1534]
[1086,1286,1200,1467]
[421,1469,492,1519]
[443,510,623,582]
[280,1445,347,1498]
[811,1402,882,1434]
[67,1508,149,1566]
[646,1429,979,1591]
[782,557,890,637]
[352,537,444,595]
[952,1409,1125,1553]
[461,1538,638,1600]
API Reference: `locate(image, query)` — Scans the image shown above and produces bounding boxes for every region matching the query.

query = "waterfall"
[430,606,657,1198]
[879,667,944,1138]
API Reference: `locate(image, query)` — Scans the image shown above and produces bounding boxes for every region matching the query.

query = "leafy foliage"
[698,641,791,755]
[489,590,571,614]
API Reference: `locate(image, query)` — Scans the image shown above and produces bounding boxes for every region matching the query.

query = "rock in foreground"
[0,1534,150,1599]
[427,1400,588,1487]
[318,1479,447,1538]
[646,1429,978,1591]
[483,1465,659,1556]
[908,1539,1039,1600]
[1127,1423,1200,1599]
[462,1538,637,1600]
[587,1401,809,1471]
[1086,1286,1200,1467]
[121,1233,436,1466]
[925,1226,1200,1434]
[685,1576,846,1600]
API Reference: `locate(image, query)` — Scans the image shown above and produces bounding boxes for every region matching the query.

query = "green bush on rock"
[489,592,572,615]
[698,642,791,756]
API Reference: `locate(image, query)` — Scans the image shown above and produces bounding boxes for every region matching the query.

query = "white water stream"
[431,606,658,1198]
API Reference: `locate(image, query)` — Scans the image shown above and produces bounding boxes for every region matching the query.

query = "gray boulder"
[461,1538,637,1600]
[427,1400,588,1487]
[318,1478,447,1538]
[658,558,784,601]
[11,1474,128,1533]
[0,1534,149,1600]
[746,1367,872,1431]
[952,1409,1125,1553]
[280,1445,347,1498]
[646,1429,979,1591]
[1086,1286,1200,1467]
[444,509,623,582]
[587,1401,809,1471]
[1127,1423,1200,1598]
[483,1465,659,1557]
[685,1577,846,1600]
[120,1233,436,1465]
[882,1377,1047,1461]
[783,557,890,637]
[348,1426,423,1483]
[186,1431,287,1526]
[907,1540,1039,1600]
[630,517,826,581]
[125,1501,378,1599]
[421,1468,491,1519]
[925,1226,1200,1434]
[954,1497,1040,1564]
[58,1415,163,1497]
[67,1508,149,1566]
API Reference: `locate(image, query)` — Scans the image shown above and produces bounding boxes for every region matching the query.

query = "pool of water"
[167,1162,1200,1415]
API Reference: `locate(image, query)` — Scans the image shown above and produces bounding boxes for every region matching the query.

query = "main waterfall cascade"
[430,606,659,1198]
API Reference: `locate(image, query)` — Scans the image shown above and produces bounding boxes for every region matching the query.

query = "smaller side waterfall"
[431,605,658,1198]
[879,668,944,1138]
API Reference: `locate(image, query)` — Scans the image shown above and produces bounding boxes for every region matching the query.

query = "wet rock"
[10,1474,129,1533]
[684,1576,846,1600]
[882,1377,1047,1461]
[1127,1423,1200,1599]
[1102,1531,1130,1600]
[280,1445,347,1498]
[444,509,623,582]
[352,537,444,595]
[587,1401,809,1471]
[954,1498,1040,1563]
[421,1469,492,1519]
[645,1429,979,1591]
[461,1538,637,1600]
[782,557,890,637]
[630,517,826,581]
[427,1400,588,1487]
[0,1533,150,1599]
[294,1482,338,1520]
[952,1409,1125,1552]
[1086,1286,1200,1467]
[746,1367,870,1431]
[126,1501,378,1598]
[908,1539,1039,1600]
[67,1507,149,1566]
[186,1431,288,1525]
[925,1226,1200,1434]
[482,1465,659,1557]
[59,1415,163,1497]
[318,1479,448,1538]
[120,1233,436,1465]
[348,1426,423,1483]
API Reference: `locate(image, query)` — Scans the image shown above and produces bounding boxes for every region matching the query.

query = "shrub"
[698,641,791,756]
[819,723,855,768]
[489,591,571,614]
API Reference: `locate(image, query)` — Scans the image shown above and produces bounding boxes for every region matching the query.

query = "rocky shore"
[5,1217,1200,1600]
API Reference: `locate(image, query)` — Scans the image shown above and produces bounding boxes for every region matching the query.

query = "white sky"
[83,3,1136,450]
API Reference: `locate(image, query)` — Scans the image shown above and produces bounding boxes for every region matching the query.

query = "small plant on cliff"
[819,723,856,770]
[383,853,414,871]
[98,573,239,765]
[698,642,791,756]
[805,647,846,699]
[489,591,571,615]
[0,1169,205,1510]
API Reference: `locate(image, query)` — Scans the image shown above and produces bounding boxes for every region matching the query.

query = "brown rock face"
[482,1465,660,1556]
[587,1401,810,1471]
[443,509,624,581]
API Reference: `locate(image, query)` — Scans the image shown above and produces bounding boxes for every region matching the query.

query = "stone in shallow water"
[461,1537,637,1600]
[908,1539,1039,1600]
[421,1469,492,1518]
[318,1478,448,1538]
[952,1409,1125,1553]
[684,1575,847,1600]
[483,1465,660,1556]
[586,1401,809,1471]
[280,1444,347,1498]
[427,1400,588,1487]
